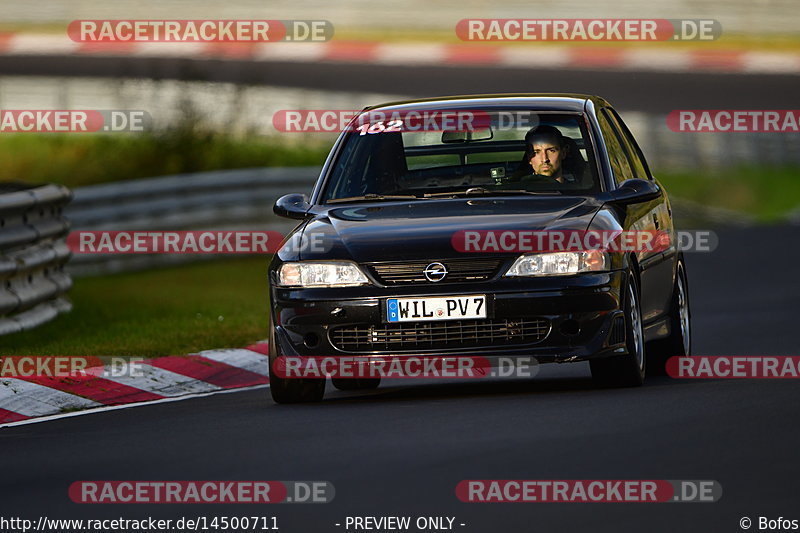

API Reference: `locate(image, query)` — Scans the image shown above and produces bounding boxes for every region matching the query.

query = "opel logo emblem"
[424,262,448,282]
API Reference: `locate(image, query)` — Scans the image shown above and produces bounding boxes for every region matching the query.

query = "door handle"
[652,213,660,229]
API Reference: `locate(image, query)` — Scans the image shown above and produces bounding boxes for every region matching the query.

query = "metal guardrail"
[625,114,800,172]
[0,183,73,336]
[66,166,321,276]
[64,164,757,278]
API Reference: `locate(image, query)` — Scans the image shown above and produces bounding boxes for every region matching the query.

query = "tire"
[332,377,381,391]
[646,258,691,375]
[269,361,326,403]
[267,325,325,404]
[590,268,646,387]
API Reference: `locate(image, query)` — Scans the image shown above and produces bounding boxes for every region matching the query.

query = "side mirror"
[273,193,311,220]
[606,179,661,205]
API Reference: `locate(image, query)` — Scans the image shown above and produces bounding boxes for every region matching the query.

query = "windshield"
[321,109,601,203]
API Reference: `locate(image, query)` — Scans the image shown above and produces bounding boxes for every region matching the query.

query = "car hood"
[297,196,602,262]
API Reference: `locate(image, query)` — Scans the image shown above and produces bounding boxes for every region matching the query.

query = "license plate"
[386,295,486,322]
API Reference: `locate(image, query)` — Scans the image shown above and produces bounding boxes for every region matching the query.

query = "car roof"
[362,94,611,114]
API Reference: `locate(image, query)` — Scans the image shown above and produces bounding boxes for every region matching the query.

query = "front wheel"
[647,259,691,375]
[591,269,646,387]
[268,323,325,404]
[269,361,326,404]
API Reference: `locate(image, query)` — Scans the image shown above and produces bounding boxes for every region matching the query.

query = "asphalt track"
[1,224,799,532]
[1,54,799,532]
[2,55,800,112]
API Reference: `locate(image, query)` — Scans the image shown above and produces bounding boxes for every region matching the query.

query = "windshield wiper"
[327,193,424,204]
[424,187,560,198]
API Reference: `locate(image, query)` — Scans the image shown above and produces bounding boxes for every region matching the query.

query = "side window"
[606,108,652,180]
[597,111,634,185]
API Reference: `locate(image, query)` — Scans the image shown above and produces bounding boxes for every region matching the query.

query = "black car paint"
[269,94,678,366]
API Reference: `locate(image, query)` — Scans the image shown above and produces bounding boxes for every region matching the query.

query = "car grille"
[330,318,550,352]
[367,258,505,285]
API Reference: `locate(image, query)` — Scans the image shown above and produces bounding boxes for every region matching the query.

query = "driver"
[522,125,573,183]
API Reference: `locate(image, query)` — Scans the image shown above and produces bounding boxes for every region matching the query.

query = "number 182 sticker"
[355,120,404,135]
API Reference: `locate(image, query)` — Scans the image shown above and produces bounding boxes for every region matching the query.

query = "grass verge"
[1,258,271,357]
[657,167,800,223]
[0,131,331,188]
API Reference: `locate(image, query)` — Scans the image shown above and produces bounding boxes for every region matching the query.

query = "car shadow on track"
[317,369,694,406]
[262,359,720,409]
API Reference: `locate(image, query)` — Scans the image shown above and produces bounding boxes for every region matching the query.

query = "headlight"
[277,261,369,287]
[504,250,609,277]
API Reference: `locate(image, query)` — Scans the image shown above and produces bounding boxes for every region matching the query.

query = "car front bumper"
[269,270,630,365]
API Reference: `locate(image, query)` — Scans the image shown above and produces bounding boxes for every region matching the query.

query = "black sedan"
[268,94,690,403]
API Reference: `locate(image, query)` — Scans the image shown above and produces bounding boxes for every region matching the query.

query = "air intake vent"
[331,318,550,353]
[367,258,504,285]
